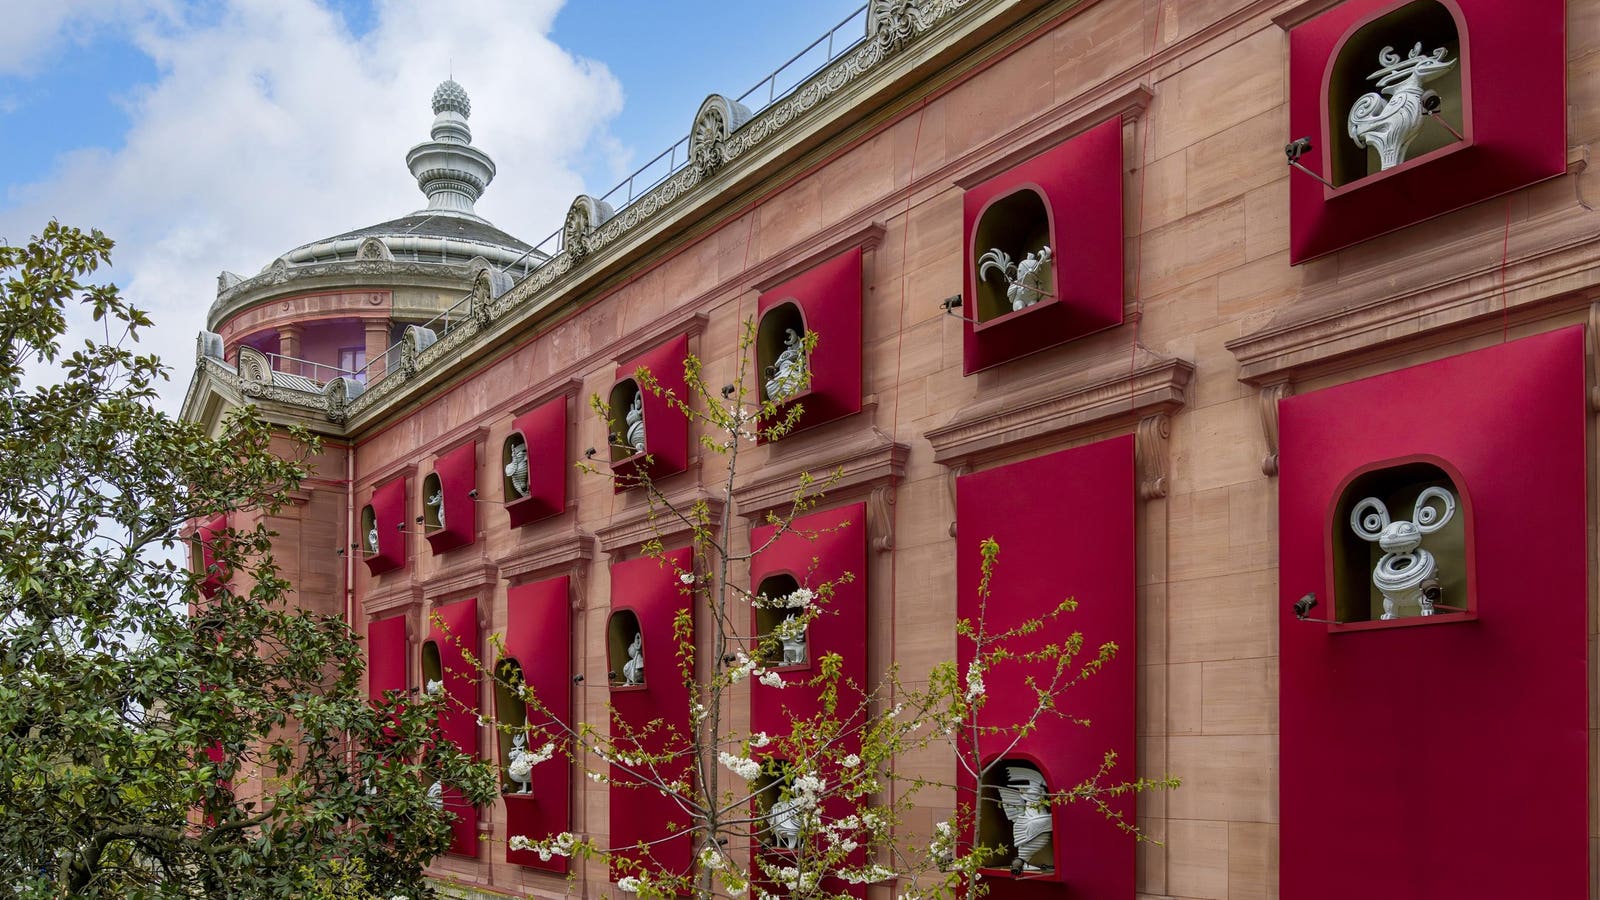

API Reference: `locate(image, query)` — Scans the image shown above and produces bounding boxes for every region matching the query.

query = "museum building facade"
[181,1,1599,897]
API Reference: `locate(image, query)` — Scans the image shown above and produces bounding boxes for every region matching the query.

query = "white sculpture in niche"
[622,632,645,685]
[427,780,444,810]
[978,245,1053,312]
[506,733,535,795]
[1350,485,1457,619]
[624,392,646,454]
[1347,42,1457,171]
[767,789,803,850]
[505,437,530,498]
[366,524,379,554]
[426,488,444,529]
[997,765,1053,873]
[765,328,808,403]
[779,615,807,666]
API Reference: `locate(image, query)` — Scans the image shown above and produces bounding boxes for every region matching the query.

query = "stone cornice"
[594,486,727,559]
[498,527,596,586]
[925,344,1193,467]
[953,81,1152,190]
[613,311,710,368]
[753,220,888,293]
[363,581,424,621]
[733,415,909,520]
[416,560,500,607]
[1224,179,1600,385]
[208,258,481,332]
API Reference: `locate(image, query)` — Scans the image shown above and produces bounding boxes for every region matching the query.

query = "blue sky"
[0,0,864,404]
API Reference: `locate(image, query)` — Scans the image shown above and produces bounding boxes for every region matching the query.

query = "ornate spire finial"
[406,80,495,218]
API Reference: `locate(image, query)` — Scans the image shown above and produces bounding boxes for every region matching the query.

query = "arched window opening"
[1328,1,1466,186]
[607,609,645,687]
[971,189,1053,324]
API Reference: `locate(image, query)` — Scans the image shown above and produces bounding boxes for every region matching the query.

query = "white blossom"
[587,770,608,784]
[841,753,860,768]
[964,661,985,702]
[727,653,759,684]
[699,845,727,870]
[616,876,641,893]
[680,572,695,585]
[749,731,771,748]
[758,671,785,689]
[839,864,894,885]
[718,751,762,780]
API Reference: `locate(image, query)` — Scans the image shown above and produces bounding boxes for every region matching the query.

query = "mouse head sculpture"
[1350,485,1457,619]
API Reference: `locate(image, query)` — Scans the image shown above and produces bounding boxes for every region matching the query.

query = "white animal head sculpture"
[1350,486,1457,618]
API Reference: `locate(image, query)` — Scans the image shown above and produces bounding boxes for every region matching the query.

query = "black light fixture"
[1291,592,1341,625]
[1284,137,1337,190]
[941,293,980,325]
[721,384,736,399]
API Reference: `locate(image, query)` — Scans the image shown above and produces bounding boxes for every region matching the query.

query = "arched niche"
[360,505,378,556]
[970,187,1053,324]
[756,302,809,405]
[502,432,530,501]
[1326,0,1467,186]
[755,573,807,669]
[608,379,645,462]
[421,472,444,532]
[494,658,529,794]
[607,609,645,688]
[421,640,444,694]
[1332,459,1469,624]
[977,759,1055,875]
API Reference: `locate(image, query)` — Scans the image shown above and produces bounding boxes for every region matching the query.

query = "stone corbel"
[943,462,968,539]
[868,484,896,552]
[1258,383,1292,477]
[595,487,725,560]
[1135,413,1171,500]
[498,528,596,611]
[1589,301,1600,412]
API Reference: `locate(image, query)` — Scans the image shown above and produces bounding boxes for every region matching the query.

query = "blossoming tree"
[454,323,1175,900]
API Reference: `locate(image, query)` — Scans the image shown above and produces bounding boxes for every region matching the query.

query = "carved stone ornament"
[689,94,753,174]
[356,236,393,261]
[236,345,272,388]
[323,375,366,424]
[196,330,224,363]
[997,764,1053,873]
[563,194,615,259]
[978,245,1053,312]
[1347,42,1457,171]
[469,263,511,330]
[1257,383,1290,477]
[399,325,438,378]
[216,271,241,293]
[1350,486,1456,619]
[1136,413,1171,500]
[869,0,936,52]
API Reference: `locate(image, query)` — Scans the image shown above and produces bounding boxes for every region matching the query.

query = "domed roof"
[432,79,471,118]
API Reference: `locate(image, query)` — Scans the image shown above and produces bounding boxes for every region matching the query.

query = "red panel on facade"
[961,117,1123,374]
[757,247,863,435]
[504,576,573,873]
[614,334,690,484]
[506,395,568,527]
[1287,0,1566,261]
[367,614,408,700]
[749,503,868,893]
[195,514,228,597]
[364,476,407,575]
[1278,328,1587,899]
[608,548,695,882]
[428,596,481,858]
[426,440,478,554]
[955,436,1136,898]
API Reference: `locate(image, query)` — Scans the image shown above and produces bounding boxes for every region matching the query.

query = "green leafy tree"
[0,222,496,899]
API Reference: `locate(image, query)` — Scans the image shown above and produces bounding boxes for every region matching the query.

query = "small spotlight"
[571,673,585,684]
[467,488,478,499]
[415,515,425,524]
[721,384,735,399]
[1284,137,1313,163]
[940,294,963,312]
[585,447,597,459]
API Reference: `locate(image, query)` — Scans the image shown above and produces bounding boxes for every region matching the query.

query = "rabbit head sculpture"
[1349,485,1456,619]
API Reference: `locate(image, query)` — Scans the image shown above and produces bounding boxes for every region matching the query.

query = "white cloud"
[1,0,624,408]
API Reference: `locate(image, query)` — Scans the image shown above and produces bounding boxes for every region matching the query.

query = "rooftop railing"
[350,4,870,389]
